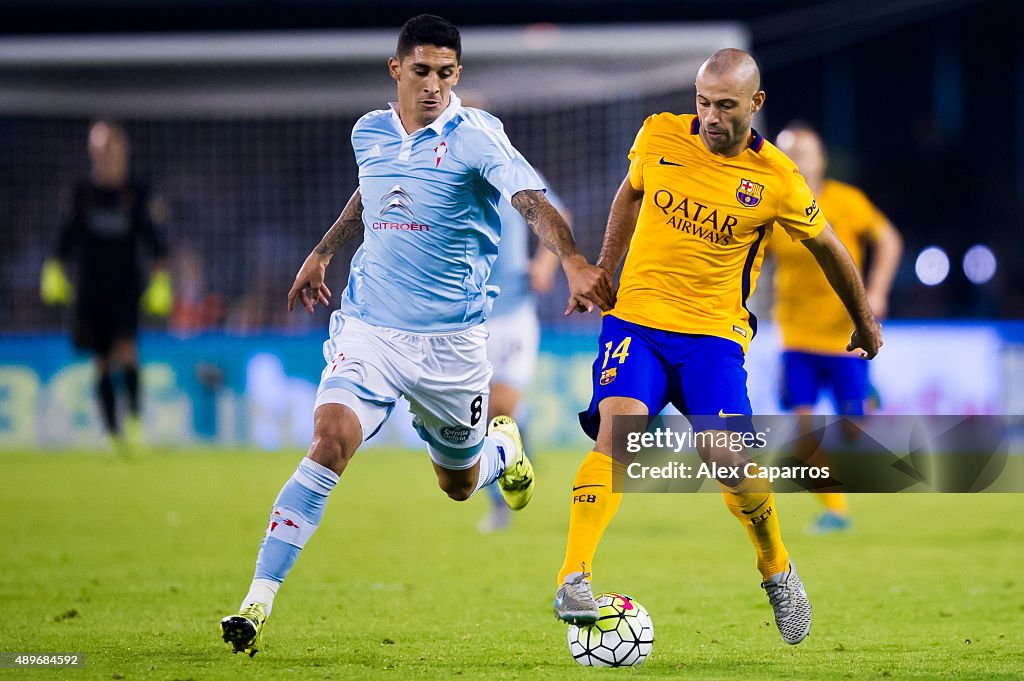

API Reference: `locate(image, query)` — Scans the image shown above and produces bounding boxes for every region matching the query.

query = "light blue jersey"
[489,180,565,318]
[339,92,545,332]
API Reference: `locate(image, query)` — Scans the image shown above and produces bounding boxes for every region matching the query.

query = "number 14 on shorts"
[602,337,632,368]
[600,337,631,385]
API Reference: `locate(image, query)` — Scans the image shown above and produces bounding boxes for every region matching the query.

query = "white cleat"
[553,565,599,625]
[762,560,812,644]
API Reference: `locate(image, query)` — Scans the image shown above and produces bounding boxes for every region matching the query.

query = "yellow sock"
[815,492,848,515]
[557,451,624,585]
[720,471,789,579]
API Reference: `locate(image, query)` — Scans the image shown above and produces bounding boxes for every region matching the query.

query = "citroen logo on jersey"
[736,178,764,207]
[373,184,430,232]
[381,185,415,221]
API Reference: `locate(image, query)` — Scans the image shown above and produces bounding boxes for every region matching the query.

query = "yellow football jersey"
[770,179,888,355]
[611,113,825,353]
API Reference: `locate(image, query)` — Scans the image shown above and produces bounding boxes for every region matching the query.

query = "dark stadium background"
[0,0,1019,322]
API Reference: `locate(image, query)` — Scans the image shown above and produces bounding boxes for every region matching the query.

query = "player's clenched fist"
[847,318,883,360]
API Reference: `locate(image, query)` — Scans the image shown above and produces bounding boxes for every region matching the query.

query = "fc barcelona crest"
[599,367,618,386]
[736,178,764,207]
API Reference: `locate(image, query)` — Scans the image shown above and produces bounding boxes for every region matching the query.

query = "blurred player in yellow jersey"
[769,122,903,534]
[553,49,883,646]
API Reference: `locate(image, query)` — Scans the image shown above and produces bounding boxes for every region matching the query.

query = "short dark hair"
[396,14,461,61]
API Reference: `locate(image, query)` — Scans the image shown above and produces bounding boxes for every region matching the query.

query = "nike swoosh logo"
[658,157,684,166]
[741,496,770,515]
[718,409,744,418]
[572,484,603,491]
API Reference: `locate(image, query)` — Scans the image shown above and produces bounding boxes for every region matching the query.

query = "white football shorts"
[314,314,492,469]
[484,301,540,391]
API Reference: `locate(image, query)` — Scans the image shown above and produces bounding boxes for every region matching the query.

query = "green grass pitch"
[1,448,1022,680]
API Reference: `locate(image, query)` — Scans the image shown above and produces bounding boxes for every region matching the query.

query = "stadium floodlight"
[962,244,996,285]
[915,246,950,286]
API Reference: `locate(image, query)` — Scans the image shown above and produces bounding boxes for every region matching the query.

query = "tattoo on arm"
[315,190,364,257]
[511,189,579,259]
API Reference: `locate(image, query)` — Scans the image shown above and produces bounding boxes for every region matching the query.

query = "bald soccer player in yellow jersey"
[552,48,883,646]
[769,123,902,534]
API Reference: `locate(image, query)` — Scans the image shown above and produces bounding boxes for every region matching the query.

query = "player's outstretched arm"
[510,189,615,315]
[802,224,883,359]
[596,176,643,278]
[287,189,363,314]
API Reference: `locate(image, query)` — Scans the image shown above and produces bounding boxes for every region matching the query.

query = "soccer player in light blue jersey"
[479,183,564,534]
[220,14,615,657]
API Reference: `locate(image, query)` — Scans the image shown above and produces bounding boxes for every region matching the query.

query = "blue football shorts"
[780,350,868,416]
[579,314,753,438]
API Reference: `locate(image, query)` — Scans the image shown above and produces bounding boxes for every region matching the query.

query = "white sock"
[472,432,514,496]
[242,578,281,616]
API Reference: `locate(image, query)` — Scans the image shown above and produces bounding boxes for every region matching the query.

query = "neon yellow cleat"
[220,602,267,657]
[489,415,534,511]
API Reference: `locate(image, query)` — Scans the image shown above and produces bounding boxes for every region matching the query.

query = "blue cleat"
[808,511,851,535]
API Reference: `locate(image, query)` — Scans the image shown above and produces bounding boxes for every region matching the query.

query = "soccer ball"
[567,592,654,667]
